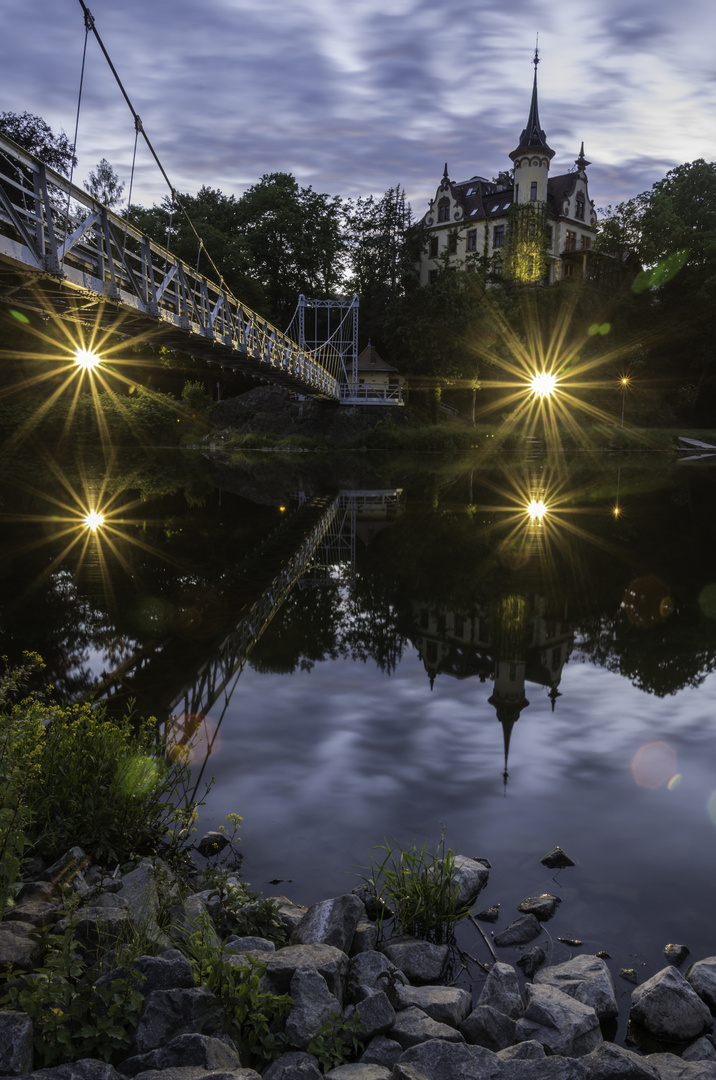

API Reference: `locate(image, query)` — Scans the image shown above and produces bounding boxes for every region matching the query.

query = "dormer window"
[575,194,585,221]
[437,198,451,223]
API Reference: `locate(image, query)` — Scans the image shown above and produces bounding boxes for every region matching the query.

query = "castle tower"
[509,48,555,205]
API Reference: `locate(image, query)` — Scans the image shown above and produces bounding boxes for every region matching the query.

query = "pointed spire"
[511,46,554,158]
[575,142,591,172]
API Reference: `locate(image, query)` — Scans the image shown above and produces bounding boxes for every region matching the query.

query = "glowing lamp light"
[83,510,105,532]
[527,499,548,522]
[530,371,557,399]
[74,348,102,371]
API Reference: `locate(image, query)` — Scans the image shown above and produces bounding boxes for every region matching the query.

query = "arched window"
[437,198,451,223]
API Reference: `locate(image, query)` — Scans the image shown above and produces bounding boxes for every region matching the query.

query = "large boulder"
[284,969,343,1049]
[390,1007,466,1049]
[324,1066,390,1080]
[644,1053,716,1079]
[260,943,350,1001]
[494,914,543,948]
[459,1004,518,1051]
[349,950,408,1003]
[630,966,714,1041]
[395,985,472,1027]
[380,940,448,984]
[118,1032,240,1076]
[132,987,225,1054]
[292,894,366,953]
[0,1010,34,1075]
[477,961,523,1019]
[535,955,618,1022]
[581,1041,660,1078]
[263,1050,323,1080]
[434,856,490,907]
[395,1040,502,1079]
[516,983,603,1057]
[686,957,716,1013]
[349,991,396,1040]
[0,921,39,970]
[359,1035,403,1070]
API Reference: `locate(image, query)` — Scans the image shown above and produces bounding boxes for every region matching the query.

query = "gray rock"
[516,983,603,1057]
[0,921,39,970]
[581,1042,660,1078]
[196,830,230,857]
[132,986,225,1054]
[517,948,547,979]
[541,847,575,869]
[395,1040,502,1079]
[167,896,220,950]
[292,894,366,953]
[0,1010,33,1075]
[351,921,379,955]
[665,945,691,967]
[645,1053,716,1079]
[380,940,448,984]
[3,898,60,927]
[390,1007,466,1049]
[350,991,396,1039]
[349,951,407,1003]
[324,1065,390,1079]
[117,1033,240,1076]
[266,895,310,934]
[390,1066,430,1080]
[686,957,716,1013]
[115,860,160,928]
[498,1040,547,1061]
[459,1004,518,1051]
[61,906,133,952]
[477,961,523,1019]
[518,894,562,921]
[500,1058,588,1079]
[475,905,500,923]
[98,950,195,998]
[41,846,89,888]
[394,985,472,1027]
[631,966,713,1042]
[262,1050,323,1080]
[434,855,489,907]
[284,969,343,1049]
[535,955,618,1022]
[682,1036,716,1062]
[224,935,275,954]
[359,1035,403,1069]
[260,943,350,1000]
[8,1062,122,1080]
[131,1069,257,1080]
[494,914,543,948]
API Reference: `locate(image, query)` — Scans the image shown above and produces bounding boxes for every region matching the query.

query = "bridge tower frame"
[296,294,359,398]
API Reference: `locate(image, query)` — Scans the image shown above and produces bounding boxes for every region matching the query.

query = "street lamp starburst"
[530,371,557,399]
[74,348,102,371]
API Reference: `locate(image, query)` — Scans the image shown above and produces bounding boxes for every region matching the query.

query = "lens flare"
[74,348,102,370]
[631,741,677,789]
[530,371,557,399]
[83,510,105,531]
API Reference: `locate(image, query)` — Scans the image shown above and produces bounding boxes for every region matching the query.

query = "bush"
[360,832,474,945]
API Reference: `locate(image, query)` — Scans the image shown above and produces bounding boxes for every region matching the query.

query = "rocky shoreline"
[1,846,715,1080]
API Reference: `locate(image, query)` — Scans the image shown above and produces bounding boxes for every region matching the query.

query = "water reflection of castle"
[411,595,574,784]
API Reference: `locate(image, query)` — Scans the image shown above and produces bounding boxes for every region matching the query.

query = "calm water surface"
[2,446,716,1040]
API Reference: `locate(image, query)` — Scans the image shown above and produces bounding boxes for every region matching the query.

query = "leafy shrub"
[360,832,474,945]
[306,1011,367,1072]
[1,922,144,1065]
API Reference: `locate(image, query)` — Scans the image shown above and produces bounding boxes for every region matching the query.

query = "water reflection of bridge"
[95,489,403,747]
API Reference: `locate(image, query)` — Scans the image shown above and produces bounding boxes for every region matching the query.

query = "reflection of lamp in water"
[74,348,102,371]
[83,510,105,532]
[530,371,557,399]
[527,498,547,523]
[620,377,629,427]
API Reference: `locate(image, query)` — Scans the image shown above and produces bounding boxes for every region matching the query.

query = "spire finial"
[443,162,448,180]
[534,34,540,70]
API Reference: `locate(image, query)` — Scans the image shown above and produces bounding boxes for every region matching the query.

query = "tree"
[84,158,124,208]
[344,185,414,344]
[234,173,345,326]
[0,111,76,175]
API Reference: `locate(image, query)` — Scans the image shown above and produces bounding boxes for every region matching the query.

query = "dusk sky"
[3,0,715,221]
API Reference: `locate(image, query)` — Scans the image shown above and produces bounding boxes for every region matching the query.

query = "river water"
[2,444,716,1041]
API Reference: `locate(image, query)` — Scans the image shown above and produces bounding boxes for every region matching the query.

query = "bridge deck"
[0,134,341,398]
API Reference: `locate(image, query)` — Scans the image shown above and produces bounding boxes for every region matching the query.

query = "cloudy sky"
[3,0,715,220]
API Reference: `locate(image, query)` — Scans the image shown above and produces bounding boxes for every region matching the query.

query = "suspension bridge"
[0,2,403,404]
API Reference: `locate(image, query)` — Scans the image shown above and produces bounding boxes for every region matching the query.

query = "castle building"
[416,52,597,287]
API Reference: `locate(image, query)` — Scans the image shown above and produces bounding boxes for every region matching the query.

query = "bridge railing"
[0,134,339,398]
[338,382,404,404]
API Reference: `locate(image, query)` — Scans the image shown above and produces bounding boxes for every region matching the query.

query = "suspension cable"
[74,0,238,302]
[62,5,93,270]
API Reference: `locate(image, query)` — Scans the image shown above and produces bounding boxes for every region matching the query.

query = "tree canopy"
[0,111,76,175]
